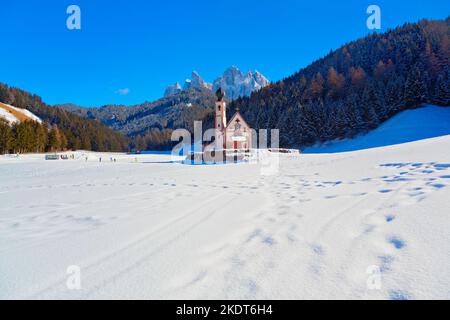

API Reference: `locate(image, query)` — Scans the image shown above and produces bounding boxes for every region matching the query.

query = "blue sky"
[1,0,448,106]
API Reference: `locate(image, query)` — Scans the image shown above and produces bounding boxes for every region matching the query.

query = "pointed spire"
[216,87,225,102]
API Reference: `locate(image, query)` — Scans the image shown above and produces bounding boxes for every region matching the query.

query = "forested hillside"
[0,83,129,153]
[57,87,216,136]
[228,18,450,148]
[68,18,449,151]
[56,88,216,150]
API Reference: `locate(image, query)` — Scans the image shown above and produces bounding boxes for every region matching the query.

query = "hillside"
[230,18,450,149]
[0,83,129,153]
[303,105,450,153]
[56,87,217,137]
[0,102,42,124]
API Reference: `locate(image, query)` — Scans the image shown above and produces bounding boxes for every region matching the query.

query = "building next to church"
[214,88,252,151]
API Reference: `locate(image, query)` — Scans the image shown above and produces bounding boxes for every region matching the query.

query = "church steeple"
[216,87,225,102]
[214,88,227,149]
[215,87,227,135]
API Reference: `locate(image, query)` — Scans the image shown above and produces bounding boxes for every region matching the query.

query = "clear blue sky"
[1,0,448,106]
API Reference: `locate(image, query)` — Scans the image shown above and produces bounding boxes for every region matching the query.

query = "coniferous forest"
[228,18,450,149]
[0,83,129,154]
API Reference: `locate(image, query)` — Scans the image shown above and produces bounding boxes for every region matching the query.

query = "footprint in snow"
[311,244,325,256]
[388,236,406,250]
[389,290,411,300]
[363,224,376,235]
[262,236,276,246]
[378,255,394,273]
[385,214,395,223]
[434,163,450,170]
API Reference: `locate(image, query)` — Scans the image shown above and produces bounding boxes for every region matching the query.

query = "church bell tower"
[215,88,226,148]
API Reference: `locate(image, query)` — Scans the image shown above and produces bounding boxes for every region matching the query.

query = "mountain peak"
[213,67,270,100]
[164,82,182,97]
[181,71,212,91]
[164,67,269,100]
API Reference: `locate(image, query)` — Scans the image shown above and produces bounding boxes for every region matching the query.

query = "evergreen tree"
[404,65,428,106]
[434,69,450,105]
[0,119,13,154]
[48,125,62,151]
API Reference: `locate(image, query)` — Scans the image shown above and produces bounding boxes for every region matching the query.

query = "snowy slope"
[0,136,449,300]
[304,105,450,154]
[0,102,42,124]
[0,105,18,124]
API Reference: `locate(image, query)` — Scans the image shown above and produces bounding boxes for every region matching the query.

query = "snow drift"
[304,105,450,154]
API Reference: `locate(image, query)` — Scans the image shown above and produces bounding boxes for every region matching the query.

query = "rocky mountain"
[213,66,270,100]
[164,67,269,99]
[183,71,212,91]
[164,82,182,97]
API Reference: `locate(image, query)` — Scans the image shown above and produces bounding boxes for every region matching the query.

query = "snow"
[1,136,450,299]
[0,103,42,124]
[0,106,19,124]
[10,105,42,123]
[304,105,450,154]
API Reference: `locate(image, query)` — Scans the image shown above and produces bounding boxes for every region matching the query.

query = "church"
[214,88,252,151]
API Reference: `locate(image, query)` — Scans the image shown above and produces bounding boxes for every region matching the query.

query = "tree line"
[0,83,129,154]
[128,19,450,151]
[227,18,449,149]
[0,119,68,154]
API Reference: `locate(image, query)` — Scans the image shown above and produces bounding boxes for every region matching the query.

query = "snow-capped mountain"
[212,66,270,100]
[183,71,212,91]
[164,82,182,97]
[164,67,269,99]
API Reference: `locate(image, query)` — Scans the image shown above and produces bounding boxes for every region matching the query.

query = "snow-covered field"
[1,137,449,300]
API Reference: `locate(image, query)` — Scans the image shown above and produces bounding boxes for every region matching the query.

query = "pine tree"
[13,122,35,153]
[404,65,428,106]
[0,84,15,105]
[33,122,48,153]
[0,119,13,154]
[434,69,450,105]
[361,84,381,129]
[48,124,62,151]
[327,67,346,99]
